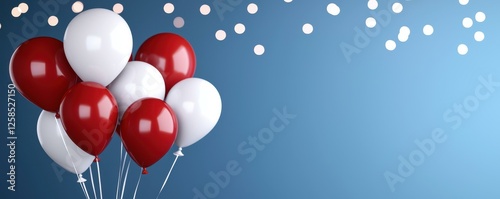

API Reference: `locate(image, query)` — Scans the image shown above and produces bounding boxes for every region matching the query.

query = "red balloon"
[135,33,196,94]
[120,98,177,174]
[59,82,119,161]
[9,37,79,112]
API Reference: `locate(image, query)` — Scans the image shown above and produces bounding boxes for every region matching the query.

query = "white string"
[133,170,143,199]
[118,151,128,198]
[89,165,97,199]
[81,181,91,199]
[54,117,88,191]
[120,161,131,199]
[115,143,124,199]
[79,181,90,199]
[156,148,183,199]
[97,161,103,199]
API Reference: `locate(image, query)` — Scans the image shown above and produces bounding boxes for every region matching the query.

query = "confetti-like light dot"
[475,11,486,22]
[164,3,174,14]
[459,0,469,5]
[302,23,313,34]
[234,23,245,34]
[11,7,21,17]
[254,44,265,55]
[365,17,376,28]
[474,31,484,42]
[200,4,211,15]
[72,1,84,13]
[0,23,2,30]
[398,33,409,42]
[247,3,258,14]
[423,25,434,36]
[173,17,184,28]
[18,3,29,13]
[457,44,468,55]
[48,16,58,26]
[368,0,378,10]
[215,30,226,41]
[327,3,340,16]
[392,2,403,14]
[386,40,396,51]
[462,17,473,28]
[284,0,293,3]
[399,26,410,35]
[113,3,124,14]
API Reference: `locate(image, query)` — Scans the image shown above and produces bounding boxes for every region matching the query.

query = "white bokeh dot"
[398,33,409,42]
[48,16,58,26]
[234,23,245,34]
[302,23,313,34]
[200,4,211,15]
[284,0,293,3]
[392,2,403,14]
[254,44,265,55]
[215,30,226,41]
[12,7,21,17]
[475,12,486,22]
[113,3,123,14]
[365,17,376,28]
[0,23,2,30]
[386,40,396,51]
[247,3,258,14]
[173,17,184,28]
[368,0,378,10]
[457,44,468,55]
[474,31,484,42]
[327,3,340,16]
[72,1,84,13]
[18,3,29,13]
[423,25,434,36]
[399,26,410,35]
[459,0,469,5]
[164,3,174,14]
[462,17,473,28]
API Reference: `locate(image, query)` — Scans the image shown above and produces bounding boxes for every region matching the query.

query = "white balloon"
[64,8,133,86]
[37,111,94,175]
[108,61,166,119]
[166,78,222,148]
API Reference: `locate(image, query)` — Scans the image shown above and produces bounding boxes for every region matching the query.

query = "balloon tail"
[133,170,143,199]
[90,165,98,199]
[115,143,124,199]
[142,168,148,175]
[77,174,87,183]
[97,161,103,199]
[156,148,182,199]
[120,161,131,199]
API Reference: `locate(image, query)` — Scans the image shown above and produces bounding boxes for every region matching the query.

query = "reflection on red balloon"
[59,82,118,161]
[9,37,79,112]
[135,33,196,94]
[120,98,177,174]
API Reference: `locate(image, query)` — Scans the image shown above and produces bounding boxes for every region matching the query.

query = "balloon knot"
[55,113,60,119]
[94,156,100,162]
[173,147,184,157]
[142,168,148,175]
[77,174,87,183]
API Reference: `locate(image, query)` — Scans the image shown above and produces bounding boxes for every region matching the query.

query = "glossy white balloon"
[64,8,133,86]
[37,111,94,174]
[108,61,166,119]
[166,78,222,148]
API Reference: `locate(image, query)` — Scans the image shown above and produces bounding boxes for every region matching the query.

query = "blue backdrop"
[2,0,500,198]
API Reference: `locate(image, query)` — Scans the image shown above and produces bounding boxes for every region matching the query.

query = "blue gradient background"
[2,0,500,198]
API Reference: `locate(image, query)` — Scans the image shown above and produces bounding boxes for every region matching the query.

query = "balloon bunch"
[9,8,222,197]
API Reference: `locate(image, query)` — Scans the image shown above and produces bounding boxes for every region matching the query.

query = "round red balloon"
[59,82,119,160]
[9,37,79,112]
[135,33,196,94]
[120,98,177,174]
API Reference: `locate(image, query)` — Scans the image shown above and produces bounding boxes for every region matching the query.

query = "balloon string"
[133,170,142,199]
[118,153,128,199]
[120,161,131,199]
[97,161,103,199]
[89,165,98,199]
[79,181,89,199]
[156,148,183,199]
[81,181,91,199]
[115,143,124,199]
